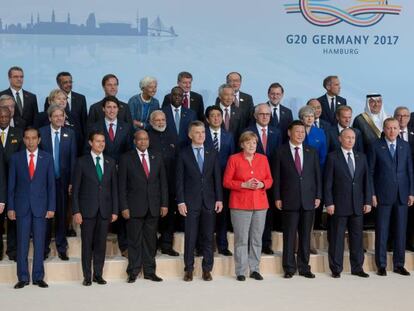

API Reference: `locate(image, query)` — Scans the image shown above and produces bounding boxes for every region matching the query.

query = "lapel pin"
[63,133,68,137]
[240,98,244,102]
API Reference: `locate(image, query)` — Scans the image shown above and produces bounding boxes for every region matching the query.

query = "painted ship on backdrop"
[0,11,177,37]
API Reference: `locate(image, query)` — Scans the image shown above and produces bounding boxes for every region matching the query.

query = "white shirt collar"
[50,125,61,134]
[11,87,22,96]
[220,103,231,112]
[210,127,221,135]
[91,151,103,160]
[137,148,149,156]
[105,118,117,127]
[256,123,268,133]
[171,105,181,113]
[27,148,39,157]
[289,141,302,150]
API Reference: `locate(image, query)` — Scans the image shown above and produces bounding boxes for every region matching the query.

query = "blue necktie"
[196,147,203,173]
[54,131,60,178]
[174,108,180,134]
[390,143,396,158]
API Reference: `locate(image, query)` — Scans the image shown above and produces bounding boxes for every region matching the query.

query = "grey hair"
[298,105,315,120]
[254,103,271,115]
[0,94,15,106]
[47,103,66,117]
[218,83,233,97]
[394,106,410,116]
[149,110,165,122]
[139,76,157,90]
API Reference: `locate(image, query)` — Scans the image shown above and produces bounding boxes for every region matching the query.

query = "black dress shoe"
[377,268,387,276]
[202,271,213,281]
[218,249,233,256]
[161,249,179,256]
[250,271,264,280]
[394,266,410,276]
[406,245,414,252]
[262,247,274,255]
[82,279,92,286]
[43,252,50,260]
[127,275,137,283]
[183,271,193,282]
[236,275,246,281]
[144,274,163,282]
[284,272,293,279]
[8,254,17,262]
[93,276,107,285]
[299,271,315,279]
[14,281,29,289]
[0,251,3,261]
[33,280,49,288]
[66,228,77,237]
[58,252,69,261]
[352,271,369,278]
[331,272,341,278]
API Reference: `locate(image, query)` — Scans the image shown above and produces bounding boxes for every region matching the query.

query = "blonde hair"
[239,131,258,148]
[48,89,67,105]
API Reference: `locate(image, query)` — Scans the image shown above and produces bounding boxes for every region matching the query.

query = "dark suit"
[326,126,364,153]
[72,154,118,280]
[119,150,168,277]
[147,128,179,250]
[267,102,293,143]
[162,105,197,149]
[368,138,414,269]
[0,88,39,127]
[215,104,246,145]
[176,145,223,272]
[324,150,372,274]
[0,126,23,258]
[245,124,282,247]
[317,94,347,126]
[272,144,322,274]
[314,118,331,131]
[205,128,235,251]
[404,129,414,248]
[216,91,254,126]
[39,126,77,254]
[163,91,205,122]
[87,99,132,127]
[8,150,56,282]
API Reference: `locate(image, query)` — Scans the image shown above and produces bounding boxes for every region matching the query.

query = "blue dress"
[304,125,327,168]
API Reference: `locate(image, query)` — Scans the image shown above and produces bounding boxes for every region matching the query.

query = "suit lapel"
[285,144,300,177]
[134,150,149,179]
[32,150,43,181]
[339,151,353,180]
[87,155,100,184]
[189,146,202,175]
[21,150,30,181]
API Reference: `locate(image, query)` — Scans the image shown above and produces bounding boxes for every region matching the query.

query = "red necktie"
[182,94,189,109]
[109,123,115,142]
[141,153,149,178]
[261,128,267,153]
[29,153,35,179]
[294,147,302,175]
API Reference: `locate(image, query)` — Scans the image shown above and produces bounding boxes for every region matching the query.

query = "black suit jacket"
[72,154,118,219]
[272,144,322,211]
[326,126,364,153]
[214,104,245,144]
[324,150,372,216]
[0,151,6,204]
[87,119,133,163]
[118,150,168,217]
[87,98,132,127]
[163,91,205,122]
[0,88,39,127]
[267,102,293,143]
[216,91,254,124]
[0,127,23,166]
[318,94,347,126]
[176,145,223,210]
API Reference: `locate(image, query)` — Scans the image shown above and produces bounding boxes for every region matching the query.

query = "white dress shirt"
[105,118,117,136]
[209,127,221,150]
[26,148,39,169]
[220,103,232,115]
[91,151,104,174]
[0,126,9,147]
[137,148,150,171]
[256,123,268,143]
[289,141,303,169]
[400,127,408,142]
[11,87,24,108]
[341,147,355,166]
[171,104,182,116]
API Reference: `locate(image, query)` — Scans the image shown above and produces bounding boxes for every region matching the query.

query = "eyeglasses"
[257,113,271,117]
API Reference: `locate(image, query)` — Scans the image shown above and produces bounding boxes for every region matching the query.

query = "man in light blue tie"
[368,117,414,276]
[39,104,77,261]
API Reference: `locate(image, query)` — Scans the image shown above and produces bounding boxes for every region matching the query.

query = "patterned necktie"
[234,94,239,107]
[389,143,396,158]
[29,153,35,179]
[196,147,203,173]
[109,123,115,142]
[347,152,355,178]
[213,132,219,151]
[54,131,60,178]
[182,94,189,109]
[141,153,149,178]
[273,107,279,127]
[174,108,180,134]
[15,91,23,115]
[224,108,230,131]
[96,156,103,182]
[294,147,302,175]
[261,128,267,153]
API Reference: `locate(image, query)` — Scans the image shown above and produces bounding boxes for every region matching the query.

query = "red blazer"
[223,152,273,210]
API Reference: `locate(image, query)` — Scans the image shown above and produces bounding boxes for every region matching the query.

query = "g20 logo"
[284,0,402,27]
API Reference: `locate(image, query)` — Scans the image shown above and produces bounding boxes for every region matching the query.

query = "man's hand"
[122,209,130,220]
[215,201,223,213]
[74,212,82,225]
[363,205,371,214]
[326,205,335,215]
[408,196,414,207]
[68,184,72,196]
[178,203,187,217]
[0,203,5,214]
[160,207,168,217]
[46,211,55,219]
[314,199,321,208]
[275,200,282,210]
[372,195,378,207]
[111,214,118,223]
[7,210,16,220]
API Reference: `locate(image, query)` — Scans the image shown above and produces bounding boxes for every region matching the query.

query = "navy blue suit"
[176,145,223,272]
[163,105,197,149]
[368,138,414,269]
[326,126,364,153]
[205,128,235,251]
[8,149,56,282]
[317,94,347,126]
[39,126,77,254]
[267,103,294,143]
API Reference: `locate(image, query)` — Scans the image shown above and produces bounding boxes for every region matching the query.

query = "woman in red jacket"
[223,131,273,281]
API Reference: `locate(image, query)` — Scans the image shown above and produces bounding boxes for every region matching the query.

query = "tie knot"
[295,147,299,151]
[30,153,34,158]
[175,108,179,112]
[96,156,101,162]
[347,152,352,156]
[262,128,266,133]
[110,123,114,127]
[214,132,218,137]
[55,131,59,135]
[141,153,145,158]
[16,91,19,96]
